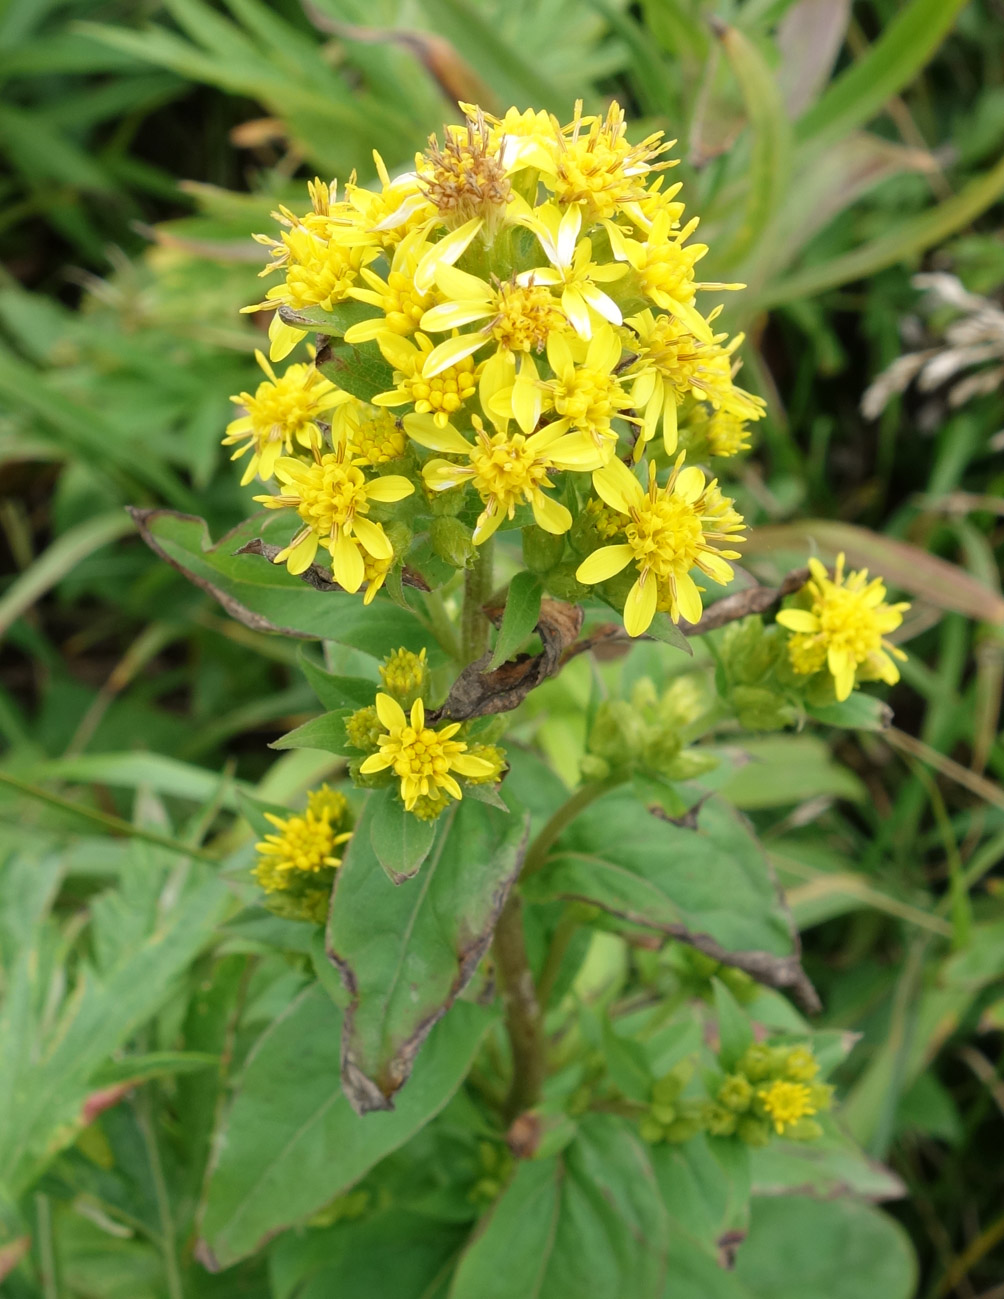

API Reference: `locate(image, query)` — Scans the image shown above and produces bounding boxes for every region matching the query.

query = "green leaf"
[714,22,792,269]
[807,694,892,731]
[717,736,867,809]
[129,509,435,659]
[369,787,438,883]
[328,792,530,1112]
[645,611,693,654]
[652,1135,751,1253]
[489,572,543,669]
[713,978,754,1069]
[278,300,379,334]
[271,709,354,755]
[794,0,969,154]
[91,1052,219,1087]
[270,1208,466,1299]
[525,790,795,959]
[733,1197,916,1299]
[298,652,377,710]
[749,1124,905,1201]
[318,338,395,403]
[198,985,494,1269]
[449,1117,669,1299]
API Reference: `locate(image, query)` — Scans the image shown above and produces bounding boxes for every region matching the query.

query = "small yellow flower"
[379,647,429,706]
[253,797,352,893]
[776,555,909,702]
[338,401,408,465]
[342,151,433,246]
[359,694,495,811]
[407,412,595,543]
[419,269,569,376]
[223,351,348,485]
[517,202,628,338]
[254,445,413,592]
[626,309,765,455]
[374,332,480,426]
[575,455,745,635]
[705,409,753,458]
[419,109,513,233]
[543,325,636,462]
[758,1080,816,1135]
[343,227,441,344]
[543,101,674,222]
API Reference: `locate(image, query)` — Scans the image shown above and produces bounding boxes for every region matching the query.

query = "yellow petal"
[576,544,634,585]
[283,530,318,575]
[531,491,572,535]
[473,502,506,544]
[511,355,542,434]
[561,285,592,339]
[359,752,393,773]
[267,316,306,362]
[776,609,819,633]
[452,753,496,778]
[353,516,393,560]
[592,459,644,514]
[662,396,678,456]
[422,331,488,378]
[331,530,365,593]
[675,571,704,625]
[624,574,657,637]
[424,459,475,491]
[365,474,415,502]
[403,413,473,454]
[410,698,425,729]
[375,692,406,730]
[414,216,483,293]
[674,465,705,503]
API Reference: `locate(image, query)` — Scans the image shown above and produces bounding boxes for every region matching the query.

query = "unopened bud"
[430,516,477,569]
[522,524,565,573]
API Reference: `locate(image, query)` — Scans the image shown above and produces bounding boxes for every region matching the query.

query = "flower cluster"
[703,1043,832,1145]
[252,785,353,923]
[344,647,507,820]
[229,100,767,637]
[777,554,909,701]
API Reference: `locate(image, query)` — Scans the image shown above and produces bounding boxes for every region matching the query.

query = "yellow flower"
[338,400,408,465]
[343,151,433,246]
[253,796,352,893]
[626,309,765,455]
[758,1080,816,1135]
[359,694,495,811]
[543,101,674,222]
[374,332,480,426]
[243,182,382,360]
[406,412,594,543]
[343,227,441,344]
[706,409,754,458]
[223,351,349,486]
[476,103,560,173]
[776,555,909,701]
[575,456,745,635]
[543,325,636,462]
[254,445,413,591]
[517,202,628,338]
[419,109,513,234]
[419,268,569,376]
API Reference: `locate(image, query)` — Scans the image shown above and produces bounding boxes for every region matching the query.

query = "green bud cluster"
[639,1064,706,1145]
[469,1141,514,1205]
[717,617,799,731]
[583,675,717,782]
[701,1042,832,1145]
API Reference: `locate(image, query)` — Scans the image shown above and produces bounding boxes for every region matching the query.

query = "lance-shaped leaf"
[198,985,494,1270]
[369,787,439,883]
[449,1116,669,1299]
[524,789,819,1011]
[128,509,435,659]
[327,792,530,1113]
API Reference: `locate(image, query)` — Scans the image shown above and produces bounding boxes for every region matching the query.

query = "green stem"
[493,893,546,1121]
[536,905,581,1009]
[421,589,463,664]
[460,540,494,664]
[35,1194,59,1299]
[522,776,626,880]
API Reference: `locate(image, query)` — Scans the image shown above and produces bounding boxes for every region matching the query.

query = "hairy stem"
[521,775,626,880]
[460,539,494,664]
[493,893,546,1121]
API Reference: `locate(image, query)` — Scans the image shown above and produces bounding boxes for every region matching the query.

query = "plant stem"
[536,905,581,1009]
[493,893,546,1121]
[521,775,626,880]
[460,539,494,664]
[422,589,463,664]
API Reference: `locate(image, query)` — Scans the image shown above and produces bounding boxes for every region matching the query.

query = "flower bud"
[522,524,566,573]
[430,516,477,569]
[345,705,383,752]
[379,647,429,708]
[731,685,795,732]
[543,560,589,604]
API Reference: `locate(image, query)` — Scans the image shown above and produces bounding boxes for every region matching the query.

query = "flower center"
[283,230,370,309]
[249,377,317,443]
[387,725,465,781]
[422,117,512,229]
[348,408,407,464]
[295,458,370,533]
[265,813,337,875]
[553,365,623,427]
[638,239,700,305]
[814,588,884,663]
[626,495,704,577]
[405,355,478,416]
[759,1080,816,1134]
[470,432,550,504]
[381,271,433,334]
[490,282,562,352]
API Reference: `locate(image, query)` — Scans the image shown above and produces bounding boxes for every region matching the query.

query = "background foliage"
[1,0,1003,1295]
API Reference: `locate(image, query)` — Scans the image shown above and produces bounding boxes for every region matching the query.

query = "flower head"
[407,412,594,543]
[223,351,348,485]
[338,400,408,464]
[379,646,429,707]
[358,694,496,811]
[575,456,745,635]
[374,332,480,426]
[255,445,413,591]
[758,1080,816,1135]
[776,555,909,701]
[419,108,512,234]
[253,787,352,893]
